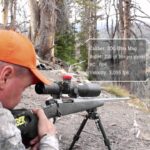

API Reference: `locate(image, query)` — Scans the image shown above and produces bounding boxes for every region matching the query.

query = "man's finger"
[31,143,40,150]
[30,136,39,145]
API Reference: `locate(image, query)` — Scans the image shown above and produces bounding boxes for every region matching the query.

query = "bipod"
[69,108,111,150]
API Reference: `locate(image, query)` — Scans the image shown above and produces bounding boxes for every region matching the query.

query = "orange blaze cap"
[0,29,51,85]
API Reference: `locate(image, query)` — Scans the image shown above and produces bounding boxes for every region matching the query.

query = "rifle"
[11,75,129,149]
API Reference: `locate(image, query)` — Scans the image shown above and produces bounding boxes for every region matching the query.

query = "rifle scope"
[35,82,101,98]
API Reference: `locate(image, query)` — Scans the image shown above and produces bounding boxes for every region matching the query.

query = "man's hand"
[30,109,57,149]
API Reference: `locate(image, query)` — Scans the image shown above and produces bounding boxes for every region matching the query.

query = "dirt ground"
[18,70,150,150]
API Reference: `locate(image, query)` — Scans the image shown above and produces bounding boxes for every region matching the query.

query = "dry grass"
[102,84,150,113]
[127,97,150,113]
[102,85,130,97]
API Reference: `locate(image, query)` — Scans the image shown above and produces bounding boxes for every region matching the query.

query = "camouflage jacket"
[0,103,59,150]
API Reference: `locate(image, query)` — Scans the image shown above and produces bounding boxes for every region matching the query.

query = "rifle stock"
[11,97,104,147]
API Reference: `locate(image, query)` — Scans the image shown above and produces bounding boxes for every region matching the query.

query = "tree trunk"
[89,0,97,39]
[28,0,40,42]
[2,0,9,26]
[123,0,131,39]
[37,0,57,61]
[118,0,124,38]
[29,0,57,62]
[56,0,69,34]
[119,0,131,87]
[10,0,17,30]
[88,0,98,70]
[123,0,131,82]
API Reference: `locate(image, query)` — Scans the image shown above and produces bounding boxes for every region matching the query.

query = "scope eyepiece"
[35,82,61,95]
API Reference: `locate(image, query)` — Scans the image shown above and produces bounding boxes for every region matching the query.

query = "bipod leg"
[69,113,90,150]
[93,111,111,150]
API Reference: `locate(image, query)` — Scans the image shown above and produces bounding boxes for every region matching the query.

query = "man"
[0,30,59,150]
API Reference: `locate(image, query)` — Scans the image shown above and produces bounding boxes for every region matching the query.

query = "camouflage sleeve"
[40,134,59,150]
[0,107,25,150]
[0,106,59,150]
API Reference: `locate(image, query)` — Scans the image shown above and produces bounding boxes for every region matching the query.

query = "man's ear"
[0,65,14,89]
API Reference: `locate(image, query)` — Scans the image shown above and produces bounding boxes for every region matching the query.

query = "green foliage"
[55,31,76,65]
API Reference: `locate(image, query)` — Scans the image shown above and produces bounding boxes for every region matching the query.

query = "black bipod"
[69,108,111,150]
